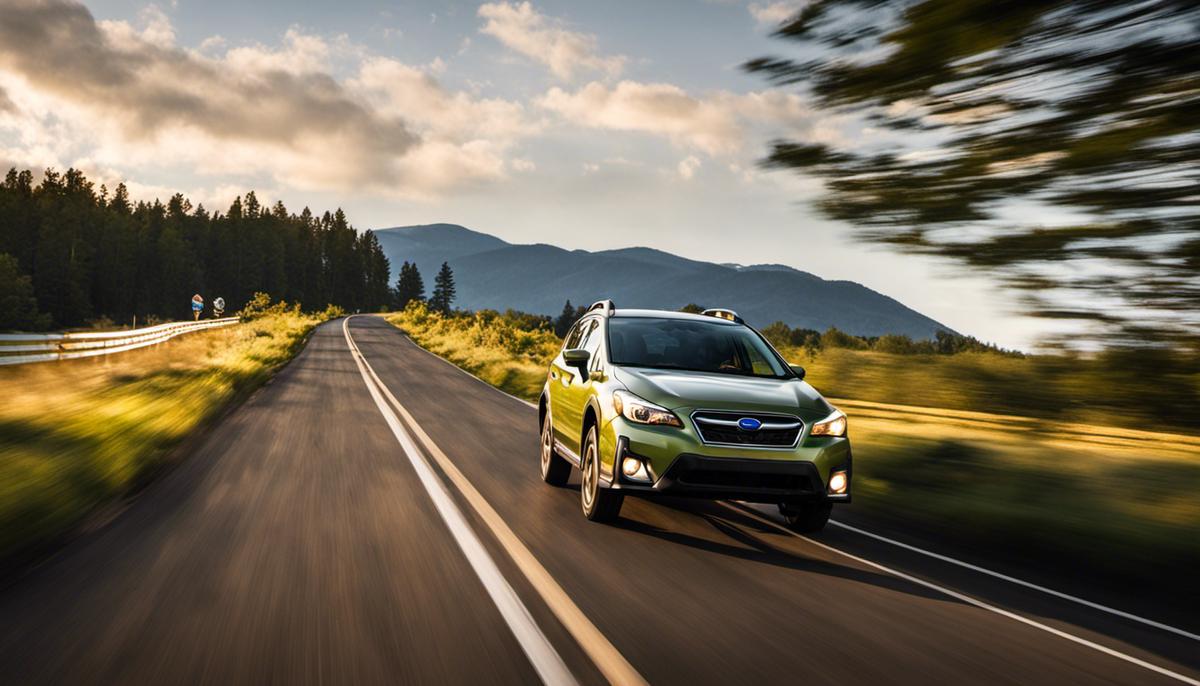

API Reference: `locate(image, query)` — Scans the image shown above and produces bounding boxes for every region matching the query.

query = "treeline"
[757,321,1021,357]
[0,168,391,330]
[392,260,458,315]
[444,298,1021,359]
[394,300,1199,431]
[678,303,1018,356]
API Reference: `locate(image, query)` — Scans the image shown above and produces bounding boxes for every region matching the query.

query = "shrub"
[238,292,299,321]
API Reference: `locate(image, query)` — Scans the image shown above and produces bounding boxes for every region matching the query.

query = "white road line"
[722,502,1200,686]
[346,317,648,686]
[824,518,1200,642]
[343,318,576,686]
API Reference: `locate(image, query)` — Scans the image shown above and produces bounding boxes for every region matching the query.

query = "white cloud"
[136,4,175,48]
[96,4,175,50]
[538,80,822,156]
[349,56,543,193]
[350,56,539,145]
[221,27,361,76]
[478,2,625,80]
[0,0,836,205]
[197,35,227,53]
[748,1,808,27]
[426,57,447,75]
[0,0,539,198]
[677,155,701,180]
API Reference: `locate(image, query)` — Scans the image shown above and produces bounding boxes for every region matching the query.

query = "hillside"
[373,224,951,339]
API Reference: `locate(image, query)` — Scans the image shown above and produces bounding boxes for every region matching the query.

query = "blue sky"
[0,0,1048,348]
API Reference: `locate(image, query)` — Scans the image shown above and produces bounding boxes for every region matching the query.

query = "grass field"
[0,307,328,563]
[385,305,1200,582]
[772,345,1200,433]
[385,305,559,401]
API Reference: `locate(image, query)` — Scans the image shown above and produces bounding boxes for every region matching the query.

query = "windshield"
[607,317,791,379]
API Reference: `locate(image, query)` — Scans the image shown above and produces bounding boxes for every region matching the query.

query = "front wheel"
[580,426,623,522]
[540,412,571,486]
[780,501,831,533]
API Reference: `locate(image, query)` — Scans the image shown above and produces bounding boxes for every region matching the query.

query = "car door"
[554,317,599,455]
[549,319,587,450]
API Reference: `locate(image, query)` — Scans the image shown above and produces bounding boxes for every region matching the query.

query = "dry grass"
[385,304,559,401]
[778,345,1199,432]
[0,311,323,562]
[839,399,1200,577]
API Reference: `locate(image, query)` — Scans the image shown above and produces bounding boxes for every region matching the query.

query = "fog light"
[828,471,848,494]
[622,456,642,477]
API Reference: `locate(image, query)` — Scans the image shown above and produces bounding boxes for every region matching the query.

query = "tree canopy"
[0,168,391,330]
[429,261,456,315]
[554,300,588,337]
[393,261,426,310]
[0,253,49,331]
[746,0,1200,349]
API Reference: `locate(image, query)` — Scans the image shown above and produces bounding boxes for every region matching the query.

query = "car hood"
[612,366,832,417]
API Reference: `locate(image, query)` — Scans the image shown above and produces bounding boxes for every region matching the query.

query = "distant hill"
[373,224,953,339]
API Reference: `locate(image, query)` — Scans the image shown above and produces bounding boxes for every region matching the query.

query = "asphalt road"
[1,316,1196,685]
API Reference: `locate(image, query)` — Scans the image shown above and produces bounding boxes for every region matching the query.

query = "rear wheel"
[540,412,571,486]
[580,426,623,522]
[780,501,831,533]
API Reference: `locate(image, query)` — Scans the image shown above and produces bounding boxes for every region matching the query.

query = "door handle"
[550,370,559,380]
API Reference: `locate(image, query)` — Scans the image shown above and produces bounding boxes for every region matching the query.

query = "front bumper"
[602,416,852,504]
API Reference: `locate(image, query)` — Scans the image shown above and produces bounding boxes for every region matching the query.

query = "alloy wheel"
[581,439,597,511]
[540,415,553,478]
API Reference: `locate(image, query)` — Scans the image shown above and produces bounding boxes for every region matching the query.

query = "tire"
[540,411,571,486]
[779,501,831,533]
[580,425,623,522]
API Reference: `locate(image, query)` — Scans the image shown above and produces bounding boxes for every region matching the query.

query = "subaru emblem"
[737,417,762,431]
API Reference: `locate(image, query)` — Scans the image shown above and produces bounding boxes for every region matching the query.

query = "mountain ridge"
[372,223,953,339]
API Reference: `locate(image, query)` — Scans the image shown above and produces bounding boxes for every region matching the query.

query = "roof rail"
[701,308,743,324]
[587,300,616,316]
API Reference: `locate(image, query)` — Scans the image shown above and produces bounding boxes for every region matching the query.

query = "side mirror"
[563,348,591,380]
[789,364,806,380]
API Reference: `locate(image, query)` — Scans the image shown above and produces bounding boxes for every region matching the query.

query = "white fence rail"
[0,317,240,366]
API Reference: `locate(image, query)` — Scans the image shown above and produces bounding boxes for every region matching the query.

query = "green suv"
[538,301,851,531]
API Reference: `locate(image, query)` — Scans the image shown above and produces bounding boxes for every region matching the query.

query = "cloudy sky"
[0,0,1048,348]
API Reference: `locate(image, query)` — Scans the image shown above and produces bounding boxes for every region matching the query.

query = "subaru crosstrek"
[538,301,851,531]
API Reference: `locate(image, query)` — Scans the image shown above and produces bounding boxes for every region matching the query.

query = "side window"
[582,320,604,368]
[563,321,584,351]
[575,319,598,351]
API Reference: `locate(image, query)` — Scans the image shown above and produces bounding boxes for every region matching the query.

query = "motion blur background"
[0,1,1197,681]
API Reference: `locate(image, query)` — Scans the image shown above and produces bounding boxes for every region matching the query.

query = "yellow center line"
[348,317,648,686]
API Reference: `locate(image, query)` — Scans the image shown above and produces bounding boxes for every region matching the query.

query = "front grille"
[691,411,802,449]
[674,467,811,491]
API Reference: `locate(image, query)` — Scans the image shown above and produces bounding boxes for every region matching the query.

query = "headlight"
[810,410,847,438]
[612,390,682,427]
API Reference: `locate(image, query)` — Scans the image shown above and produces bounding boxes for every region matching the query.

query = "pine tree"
[554,299,577,338]
[747,0,1200,348]
[358,230,391,312]
[429,261,456,315]
[0,253,49,330]
[0,167,401,326]
[393,261,426,310]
